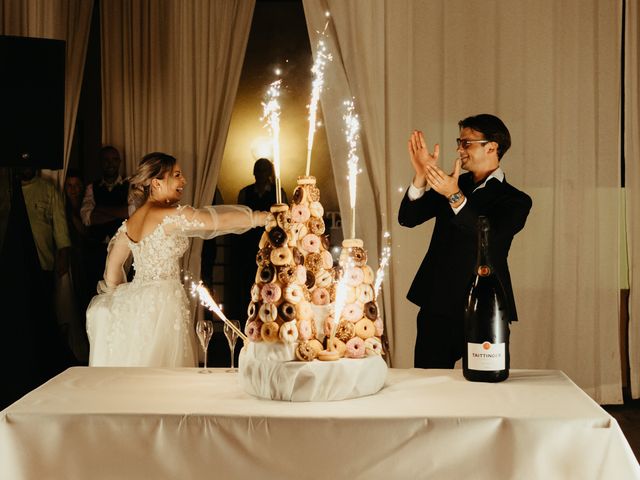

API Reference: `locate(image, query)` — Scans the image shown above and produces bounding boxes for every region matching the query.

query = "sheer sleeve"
[163,205,268,239]
[97,223,132,294]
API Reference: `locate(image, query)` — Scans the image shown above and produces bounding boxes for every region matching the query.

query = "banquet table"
[1,367,638,480]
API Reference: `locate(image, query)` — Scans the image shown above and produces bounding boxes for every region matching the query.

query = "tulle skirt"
[86,279,197,367]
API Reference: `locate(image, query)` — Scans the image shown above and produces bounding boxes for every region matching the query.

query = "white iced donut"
[362,265,375,284]
[279,320,299,344]
[345,267,364,287]
[309,201,324,218]
[258,303,278,323]
[284,283,304,304]
[315,269,332,288]
[356,284,374,304]
[364,337,383,356]
[250,283,261,302]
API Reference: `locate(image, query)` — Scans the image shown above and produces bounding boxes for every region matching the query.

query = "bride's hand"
[253,211,271,227]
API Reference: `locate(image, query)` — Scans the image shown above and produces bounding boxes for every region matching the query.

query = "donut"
[305,270,316,289]
[245,320,263,342]
[258,302,278,323]
[308,216,325,235]
[362,265,375,284]
[261,283,282,304]
[321,250,333,269]
[259,231,269,249]
[342,302,364,323]
[344,286,357,304]
[278,265,297,285]
[308,185,320,202]
[291,204,311,223]
[345,267,364,287]
[349,246,367,267]
[247,301,258,321]
[284,283,304,304]
[292,185,306,204]
[374,317,384,336]
[304,253,323,274]
[297,319,313,340]
[356,284,374,304]
[328,337,347,357]
[270,246,293,266]
[279,320,299,344]
[256,264,276,284]
[277,210,293,231]
[365,337,383,356]
[315,269,332,288]
[260,321,280,342]
[328,283,336,302]
[250,283,261,302]
[268,226,287,247]
[321,234,331,250]
[323,316,335,338]
[279,301,297,321]
[256,247,272,267]
[292,247,304,266]
[301,233,321,253]
[345,337,365,358]
[309,339,323,353]
[355,318,375,339]
[311,287,330,306]
[295,265,307,285]
[302,285,312,302]
[296,341,318,361]
[309,201,324,218]
[290,223,304,243]
[364,301,379,320]
[295,300,313,321]
[335,320,356,342]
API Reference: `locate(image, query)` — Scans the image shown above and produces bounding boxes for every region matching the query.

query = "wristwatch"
[448,191,463,204]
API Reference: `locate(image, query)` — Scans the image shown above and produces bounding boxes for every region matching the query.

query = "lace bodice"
[126,214,199,282]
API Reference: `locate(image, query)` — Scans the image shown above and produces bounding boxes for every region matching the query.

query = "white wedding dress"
[87,204,262,367]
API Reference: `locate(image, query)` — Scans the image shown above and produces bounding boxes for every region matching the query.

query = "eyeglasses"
[456,138,490,149]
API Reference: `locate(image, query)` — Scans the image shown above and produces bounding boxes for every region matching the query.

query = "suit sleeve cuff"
[407,182,426,201]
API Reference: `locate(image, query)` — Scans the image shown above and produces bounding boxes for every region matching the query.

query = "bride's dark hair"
[128,152,177,206]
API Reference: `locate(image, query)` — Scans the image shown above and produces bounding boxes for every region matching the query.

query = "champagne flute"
[196,319,214,374]
[223,319,241,372]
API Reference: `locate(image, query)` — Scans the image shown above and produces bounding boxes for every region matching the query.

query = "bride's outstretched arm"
[97,226,131,293]
[166,205,269,239]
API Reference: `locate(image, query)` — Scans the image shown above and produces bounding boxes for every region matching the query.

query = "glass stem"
[203,347,208,369]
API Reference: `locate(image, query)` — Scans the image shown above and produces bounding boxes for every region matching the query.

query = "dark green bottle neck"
[476,220,492,275]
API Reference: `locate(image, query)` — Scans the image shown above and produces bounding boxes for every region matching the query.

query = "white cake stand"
[238,342,388,402]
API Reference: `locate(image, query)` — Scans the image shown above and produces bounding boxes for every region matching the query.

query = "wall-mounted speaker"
[0,35,65,169]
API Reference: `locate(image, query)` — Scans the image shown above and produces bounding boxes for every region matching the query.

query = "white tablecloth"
[1,368,638,480]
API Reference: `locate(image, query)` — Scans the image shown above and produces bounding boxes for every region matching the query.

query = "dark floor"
[603,397,640,462]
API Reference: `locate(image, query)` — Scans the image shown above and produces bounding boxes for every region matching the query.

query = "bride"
[86,152,269,367]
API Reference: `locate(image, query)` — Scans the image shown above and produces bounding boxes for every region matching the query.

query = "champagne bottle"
[463,216,510,382]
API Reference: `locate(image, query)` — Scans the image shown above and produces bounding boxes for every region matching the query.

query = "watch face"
[448,192,462,204]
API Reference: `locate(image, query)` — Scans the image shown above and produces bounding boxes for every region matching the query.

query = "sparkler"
[191,282,248,343]
[305,33,332,176]
[344,99,361,239]
[373,231,391,299]
[261,79,283,204]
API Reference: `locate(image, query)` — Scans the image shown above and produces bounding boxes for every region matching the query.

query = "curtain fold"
[100,0,255,279]
[0,0,94,187]
[304,0,622,403]
[625,0,640,399]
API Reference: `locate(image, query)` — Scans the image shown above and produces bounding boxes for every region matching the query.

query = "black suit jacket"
[398,172,532,322]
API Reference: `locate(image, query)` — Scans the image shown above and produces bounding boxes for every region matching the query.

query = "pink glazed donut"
[261,283,282,304]
[301,233,321,254]
[297,319,313,340]
[245,320,263,342]
[342,302,364,323]
[291,204,311,223]
[311,287,330,305]
[345,336,365,358]
[345,267,364,287]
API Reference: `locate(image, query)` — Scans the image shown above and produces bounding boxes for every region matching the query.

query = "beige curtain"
[304,0,622,403]
[0,0,94,187]
[100,0,255,278]
[626,0,640,399]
